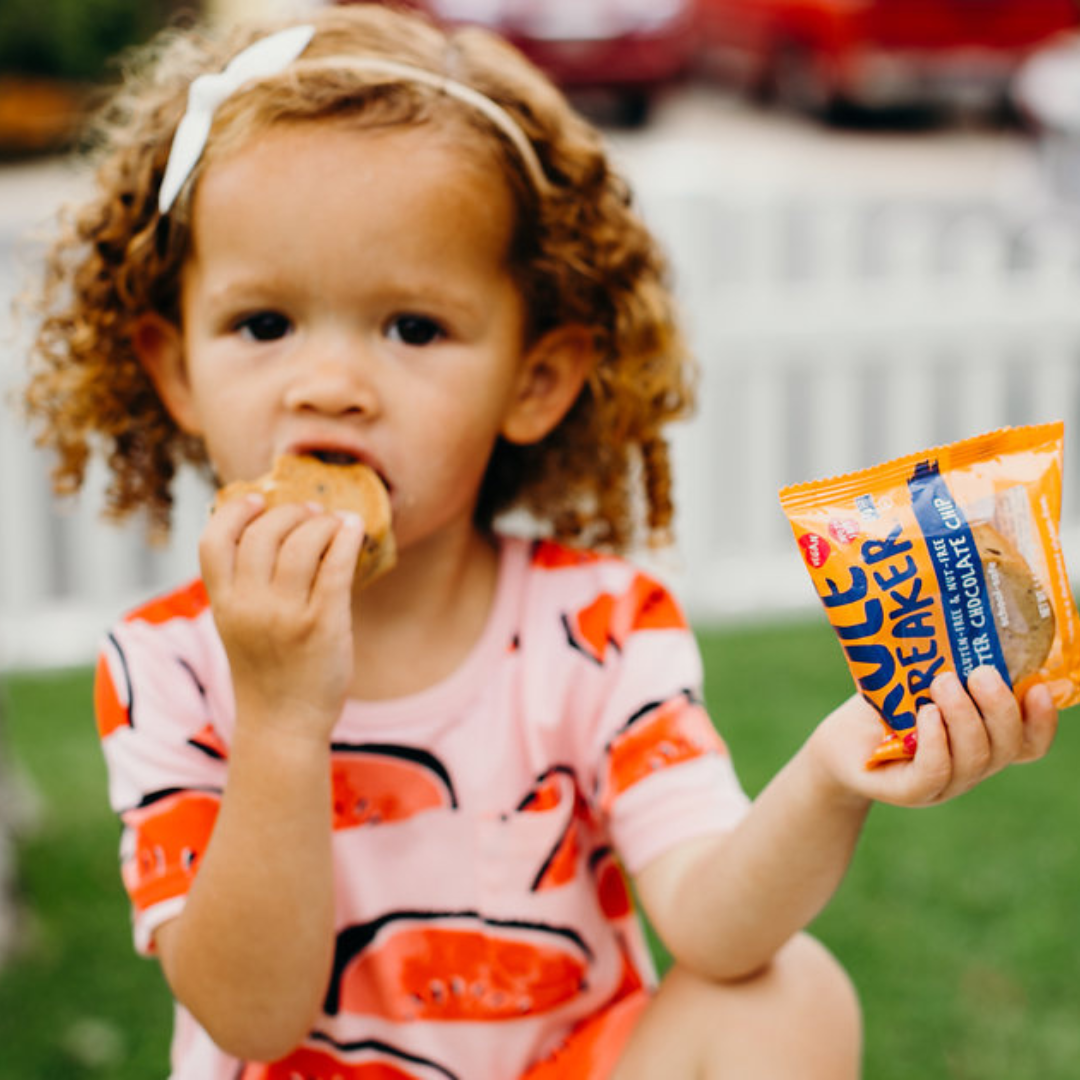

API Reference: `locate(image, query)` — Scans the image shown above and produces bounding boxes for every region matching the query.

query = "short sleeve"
[95,592,230,954]
[578,568,751,874]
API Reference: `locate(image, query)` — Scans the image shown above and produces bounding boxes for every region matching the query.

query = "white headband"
[157,23,550,214]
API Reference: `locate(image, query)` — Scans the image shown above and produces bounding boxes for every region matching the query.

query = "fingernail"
[1027,682,1053,711]
[968,665,1003,692]
[934,670,962,694]
[336,510,362,529]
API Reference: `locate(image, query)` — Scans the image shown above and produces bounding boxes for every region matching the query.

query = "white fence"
[641,185,1080,618]
[4,176,1080,669]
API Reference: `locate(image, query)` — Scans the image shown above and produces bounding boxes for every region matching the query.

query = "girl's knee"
[720,934,863,1078]
[768,932,863,1042]
[613,935,861,1080]
[670,933,859,1029]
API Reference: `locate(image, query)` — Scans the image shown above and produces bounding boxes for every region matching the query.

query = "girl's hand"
[809,668,1058,808]
[199,493,366,744]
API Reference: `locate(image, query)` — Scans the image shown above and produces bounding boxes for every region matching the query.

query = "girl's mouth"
[293,447,392,495]
[305,449,361,466]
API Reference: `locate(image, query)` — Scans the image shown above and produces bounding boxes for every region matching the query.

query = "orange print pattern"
[95,647,131,739]
[125,579,210,626]
[590,848,633,922]
[518,768,590,892]
[564,573,685,665]
[325,915,591,1022]
[599,694,726,809]
[531,541,603,571]
[120,790,220,913]
[331,745,456,831]
[189,722,229,760]
[520,985,649,1080]
[242,1045,453,1080]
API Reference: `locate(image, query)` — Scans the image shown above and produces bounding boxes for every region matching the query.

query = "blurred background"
[7,0,1080,656]
[4,1,1080,1078]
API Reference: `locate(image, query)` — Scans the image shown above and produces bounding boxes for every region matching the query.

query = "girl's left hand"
[201,495,367,743]
[811,667,1058,808]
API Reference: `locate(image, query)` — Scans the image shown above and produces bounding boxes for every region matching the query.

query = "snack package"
[779,422,1080,767]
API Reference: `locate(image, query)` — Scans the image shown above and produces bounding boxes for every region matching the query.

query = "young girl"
[24,4,1057,1078]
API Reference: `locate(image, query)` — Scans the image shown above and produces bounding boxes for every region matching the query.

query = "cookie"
[214,454,396,588]
[971,521,1054,684]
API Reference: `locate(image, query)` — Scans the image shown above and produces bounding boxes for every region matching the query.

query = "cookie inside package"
[779,422,1080,767]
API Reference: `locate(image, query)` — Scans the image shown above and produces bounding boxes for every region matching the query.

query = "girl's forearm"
[639,744,871,981]
[155,720,336,1062]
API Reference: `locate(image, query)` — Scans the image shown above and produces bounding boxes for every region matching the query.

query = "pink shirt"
[95,536,750,1079]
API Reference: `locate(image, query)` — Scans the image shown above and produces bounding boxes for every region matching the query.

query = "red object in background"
[694,0,1080,118]
[337,0,698,125]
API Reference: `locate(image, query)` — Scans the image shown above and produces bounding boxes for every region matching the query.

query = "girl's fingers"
[276,511,365,600]
[921,667,1046,800]
[203,495,368,630]
[848,671,1058,809]
[1017,682,1059,763]
[274,511,345,595]
[203,497,354,602]
[312,512,365,596]
[199,493,266,586]
[928,670,992,788]
[233,503,323,585]
[909,700,952,800]
[965,666,1024,766]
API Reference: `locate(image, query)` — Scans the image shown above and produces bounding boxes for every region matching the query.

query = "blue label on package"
[908,461,1009,685]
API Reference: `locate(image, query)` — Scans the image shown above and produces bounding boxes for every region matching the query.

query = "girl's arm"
[153,496,365,1061]
[153,724,335,1061]
[633,669,1057,982]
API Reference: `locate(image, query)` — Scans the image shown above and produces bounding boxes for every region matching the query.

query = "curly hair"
[23,2,696,553]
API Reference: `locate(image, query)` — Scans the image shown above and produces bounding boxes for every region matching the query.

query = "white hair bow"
[157,24,317,214]
[157,20,551,216]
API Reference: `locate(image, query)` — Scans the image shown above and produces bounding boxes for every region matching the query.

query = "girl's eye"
[387,314,444,347]
[237,311,291,342]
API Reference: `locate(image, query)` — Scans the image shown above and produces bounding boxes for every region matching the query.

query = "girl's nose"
[283,352,379,417]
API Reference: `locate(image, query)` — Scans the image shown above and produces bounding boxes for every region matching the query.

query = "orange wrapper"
[779,422,1080,767]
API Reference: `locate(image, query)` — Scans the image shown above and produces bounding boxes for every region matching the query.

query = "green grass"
[2,618,1080,1078]
[701,617,1080,1080]
[0,668,173,1079]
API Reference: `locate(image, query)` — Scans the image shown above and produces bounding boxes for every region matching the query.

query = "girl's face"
[137,120,587,558]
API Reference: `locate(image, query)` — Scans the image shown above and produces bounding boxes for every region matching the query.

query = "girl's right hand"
[199,493,366,745]
[808,668,1058,810]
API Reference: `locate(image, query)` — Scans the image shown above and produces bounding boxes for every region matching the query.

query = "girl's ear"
[130,314,202,436]
[501,325,595,445]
